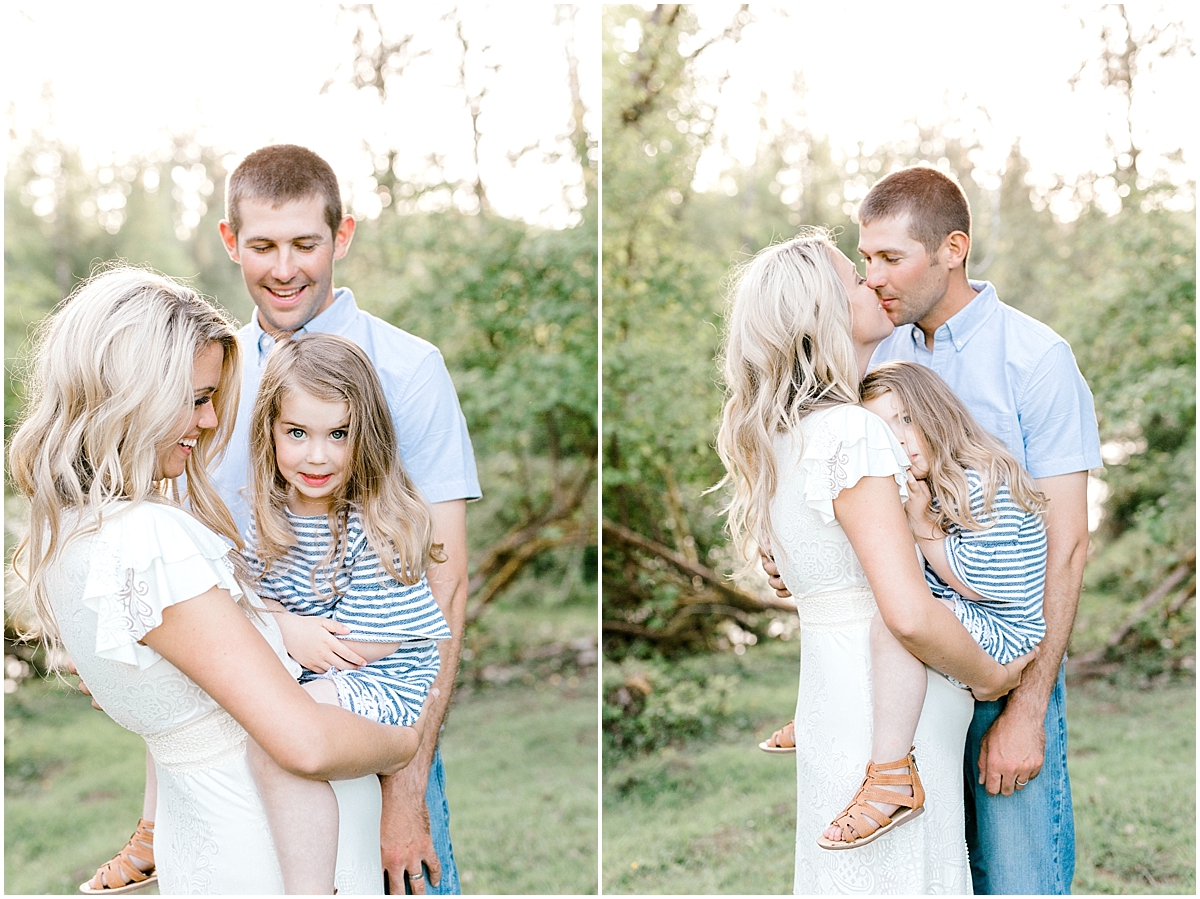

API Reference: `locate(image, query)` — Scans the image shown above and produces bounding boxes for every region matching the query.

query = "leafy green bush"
[603,657,739,758]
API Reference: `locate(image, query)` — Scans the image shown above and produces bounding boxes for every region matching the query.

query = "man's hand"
[978,705,1046,797]
[380,797,439,894]
[380,499,467,894]
[758,543,792,599]
[274,611,364,673]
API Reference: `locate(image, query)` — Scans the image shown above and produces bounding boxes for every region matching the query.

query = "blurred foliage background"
[4,5,597,894]
[602,2,1194,677]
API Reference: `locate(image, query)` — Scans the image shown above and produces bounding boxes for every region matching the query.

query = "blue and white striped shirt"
[244,507,451,726]
[246,508,451,645]
[926,468,1047,664]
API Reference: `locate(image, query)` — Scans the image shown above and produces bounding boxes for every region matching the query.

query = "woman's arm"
[833,474,1018,696]
[141,587,421,780]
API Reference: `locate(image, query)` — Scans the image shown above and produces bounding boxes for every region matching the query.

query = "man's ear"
[942,230,970,270]
[332,214,356,260]
[218,221,240,263]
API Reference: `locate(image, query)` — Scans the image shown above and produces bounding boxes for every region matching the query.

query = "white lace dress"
[771,405,974,895]
[45,501,385,894]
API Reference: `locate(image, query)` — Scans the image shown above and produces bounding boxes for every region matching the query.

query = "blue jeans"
[964,664,1075,894]
[405,747,459,894]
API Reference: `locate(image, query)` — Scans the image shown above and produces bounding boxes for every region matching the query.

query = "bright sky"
[676,2,1196,220]
[4,2,599,229]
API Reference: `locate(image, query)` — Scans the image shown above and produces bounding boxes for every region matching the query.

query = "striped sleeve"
[330,513,452,643]
[943,470,1047,606]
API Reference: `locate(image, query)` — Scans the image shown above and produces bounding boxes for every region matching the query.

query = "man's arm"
[975,471,1089,796]
[379,499,468,894]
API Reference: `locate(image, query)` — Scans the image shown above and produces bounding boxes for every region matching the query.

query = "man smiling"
[215,145,480,896]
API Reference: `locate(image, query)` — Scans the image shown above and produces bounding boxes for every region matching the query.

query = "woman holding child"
[715,230,1037,893]
[9,267,428,893]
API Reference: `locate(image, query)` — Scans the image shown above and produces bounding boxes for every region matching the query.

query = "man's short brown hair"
[858,166,971,257]
[225,144,343,237]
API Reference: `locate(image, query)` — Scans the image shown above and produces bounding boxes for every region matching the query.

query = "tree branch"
[602,517,795,613]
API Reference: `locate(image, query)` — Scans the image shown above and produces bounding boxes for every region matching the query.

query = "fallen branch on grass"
[1074,552,1196,671]
[601,517,795,613]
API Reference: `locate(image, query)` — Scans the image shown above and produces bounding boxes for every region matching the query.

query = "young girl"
[243,332,451,892]
[817,361,1046,850]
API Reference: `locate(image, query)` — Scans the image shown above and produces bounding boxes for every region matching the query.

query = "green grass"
[1069,677,1195,894]
[442,675,598,894]
[602,638,1196,895]
[5,677,152,896]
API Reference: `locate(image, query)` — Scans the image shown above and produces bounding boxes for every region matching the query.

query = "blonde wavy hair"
[861,362,1047,530]
[715,229,862,571]
[248,333,445,596]
[8,265,245,650]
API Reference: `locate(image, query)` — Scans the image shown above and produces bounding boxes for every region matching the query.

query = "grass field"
[602,638,1196,895]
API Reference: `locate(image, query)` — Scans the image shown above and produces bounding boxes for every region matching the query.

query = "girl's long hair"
[8,265,246,650]
[714,229,862,571]
[861,362,1047,530]
[248,333,444,595]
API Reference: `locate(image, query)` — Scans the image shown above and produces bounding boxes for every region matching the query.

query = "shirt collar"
[250,287,359,363]
[903,280,998,353]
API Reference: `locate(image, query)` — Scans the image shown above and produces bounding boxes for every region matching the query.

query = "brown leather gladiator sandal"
[816,748,925,850]
[758,719,797,753]
[79,818,156,894]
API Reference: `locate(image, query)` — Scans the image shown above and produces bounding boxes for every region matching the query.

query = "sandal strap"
[769,721,796,748]
[89,856,153,891]
[827,750,926,843]
[87,819,155,890]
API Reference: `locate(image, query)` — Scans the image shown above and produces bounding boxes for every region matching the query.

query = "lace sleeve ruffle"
[80,503,243,669]
[795,405,910,526]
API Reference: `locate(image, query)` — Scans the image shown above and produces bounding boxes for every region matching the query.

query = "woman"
[714,231,1029,893]
[8,266,413,894]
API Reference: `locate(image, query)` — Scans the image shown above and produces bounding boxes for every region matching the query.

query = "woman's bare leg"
[823,610,927,841]
[246,679,341,894]
[144,749,157,819]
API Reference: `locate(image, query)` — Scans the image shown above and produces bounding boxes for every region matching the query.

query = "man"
[215,144,479,895]
[766,166,1099,894]
[90,144,478,895]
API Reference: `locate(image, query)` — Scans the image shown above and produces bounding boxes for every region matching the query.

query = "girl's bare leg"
[823,609,928,841]
[246,678,341,894]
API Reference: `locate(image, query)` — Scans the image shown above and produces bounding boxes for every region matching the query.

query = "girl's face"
[156,342,223,481]
[272,386,351,516]
[863,389,929,479]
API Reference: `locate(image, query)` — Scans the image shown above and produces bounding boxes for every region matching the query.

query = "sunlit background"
[613,2,1194,219]
[5,2,598,230]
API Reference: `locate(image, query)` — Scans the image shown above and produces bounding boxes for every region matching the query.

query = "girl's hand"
[905,475,938,535]
[276,612,367,673]
[971,646,1039,702]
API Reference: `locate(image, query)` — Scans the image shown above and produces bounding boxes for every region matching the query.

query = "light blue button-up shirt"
[870,281,1102,479]
[213,287,481,537]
